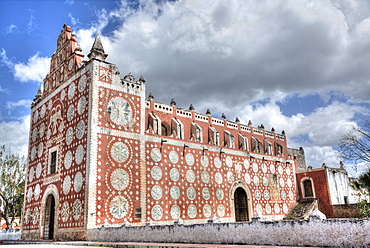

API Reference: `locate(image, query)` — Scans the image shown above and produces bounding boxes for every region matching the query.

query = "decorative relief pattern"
[188,205,196,218]
[216,188,224,200]
[214,157,221,168]
[36,163,42,178]
[61,202,70,222]
[151,185,162,200]
[185,153,194,166]
[66,127,74,146]
[186,170,195,183]
[108,97,132,126]
[34,184,40,200]
[170,186,180,200]
[76,120,85,139]
[110,196,129,219]
[111,142,129,164]
[215,172,223,184]
[201,171,210,184]
[78,75,87,92]
[110,169,129,190]
[68,82,76,99]
[170,205,180,219]
[202,188,210,200]
[203,205,212,218]
[152,205,163,220]
[74,172,83,193]
[217,204,225,217]
[73,199,82,220]
[151,166,162,180]
[78,96,86,115]
[226,156,233,167]
[67,105,75,121]
[169,151,178,164]
[64,150,72,169]
[170,168,179,181]
[76,145,84,165]
[187,187,196,200]
[201,156,208,167]
[243,159,250,170]
[150,148,161,162]
[63,175,71,195]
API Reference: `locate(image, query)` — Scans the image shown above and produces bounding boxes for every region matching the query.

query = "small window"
[161,122,171,136]
[50,151,57,174]
[135,208,142,219]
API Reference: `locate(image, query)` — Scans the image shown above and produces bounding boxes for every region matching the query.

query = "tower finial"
[88,34,108,61]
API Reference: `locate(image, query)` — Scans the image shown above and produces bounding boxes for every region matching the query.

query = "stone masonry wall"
[333,203,370,218]
[87,219,370,247]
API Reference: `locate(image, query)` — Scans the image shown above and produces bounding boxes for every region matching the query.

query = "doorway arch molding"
[40,184,59,239]
[229,181,252,222]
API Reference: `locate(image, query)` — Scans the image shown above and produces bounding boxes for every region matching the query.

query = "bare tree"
[339,121,370,168]
[0,145,26,229]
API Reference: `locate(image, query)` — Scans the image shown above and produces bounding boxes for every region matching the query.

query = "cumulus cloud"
[0,115,30,157]
[6,99,33,115]
[0,48,49,83]
[13,53,50,83]
[73,0,370,168]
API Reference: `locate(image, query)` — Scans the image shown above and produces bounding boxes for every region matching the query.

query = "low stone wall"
[88,218,370,247]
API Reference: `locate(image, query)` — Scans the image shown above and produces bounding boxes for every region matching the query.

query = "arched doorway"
[303,179,314,197]
[234,187,249,222]
[44,194,55,239]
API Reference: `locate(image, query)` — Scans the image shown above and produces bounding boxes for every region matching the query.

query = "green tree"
[0,145,26,229]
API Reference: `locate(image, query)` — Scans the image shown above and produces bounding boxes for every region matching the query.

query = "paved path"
[0,240,325,248]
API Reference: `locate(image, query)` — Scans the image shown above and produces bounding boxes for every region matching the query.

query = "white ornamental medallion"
[186,170,195,183]
[170,186,180,200]
[111,142,129,164]
[74,172,83,193]
[110,196,129,219]
[201,156,208,167]
[63,175,71,195]
[111,169,129,190]
[152,205,163,220]
[170,168,179,181]
[150,148,161,162]
[185,153,194,166]
[170,205,180,219]
[151,166,162,180]
[169,151,178,164]
[76,145,84,165]
[214,157,221,168]
[188,205,196,218]
[108,97,132,127]
[151,185,163,200]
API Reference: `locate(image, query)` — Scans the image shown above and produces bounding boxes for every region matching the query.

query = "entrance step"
[283,198,318,220]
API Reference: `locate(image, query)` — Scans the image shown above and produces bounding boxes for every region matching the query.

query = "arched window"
[161,122,171,136]
[303,179,314,197]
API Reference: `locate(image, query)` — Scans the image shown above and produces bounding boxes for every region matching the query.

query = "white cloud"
[6,99,33,115]
[1,48,49,83]
[3,24,19,34]
[72,0,370,169]
[27,10,37,34]
[0,115,30,157]
[13,53,50,83]
[68,13,80,26]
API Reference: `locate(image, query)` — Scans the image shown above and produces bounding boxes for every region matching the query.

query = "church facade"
[22,25,301,240]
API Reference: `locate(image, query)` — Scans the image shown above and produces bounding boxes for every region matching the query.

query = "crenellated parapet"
[144,96,287,158]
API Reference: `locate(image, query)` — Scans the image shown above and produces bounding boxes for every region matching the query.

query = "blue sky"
[1,0,369,176]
